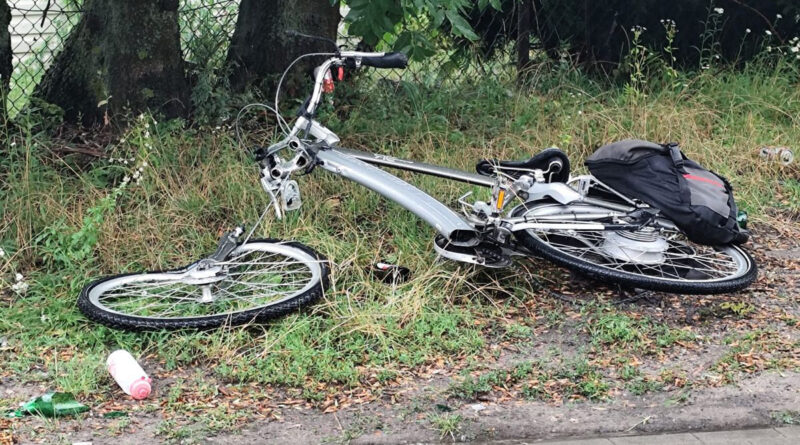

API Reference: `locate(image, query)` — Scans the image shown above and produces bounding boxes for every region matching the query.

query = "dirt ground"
[2,219,799,444]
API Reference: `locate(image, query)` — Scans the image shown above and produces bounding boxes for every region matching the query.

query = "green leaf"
[489,0,502,11]
[430,7,446,28]
[445,10,479,41]
[395,30,436,61]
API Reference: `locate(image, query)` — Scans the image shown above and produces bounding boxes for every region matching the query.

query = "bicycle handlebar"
[359,52,409,69]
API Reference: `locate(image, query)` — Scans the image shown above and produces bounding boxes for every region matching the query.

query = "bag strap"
[663,142,685,171]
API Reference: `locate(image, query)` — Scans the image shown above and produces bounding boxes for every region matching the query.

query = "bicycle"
[79,46,757,330]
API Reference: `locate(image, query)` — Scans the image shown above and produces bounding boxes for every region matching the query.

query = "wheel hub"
[183,263,228,285]
[601,228,668,264]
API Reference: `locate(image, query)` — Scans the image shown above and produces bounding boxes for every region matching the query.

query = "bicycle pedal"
[433,235,512,268]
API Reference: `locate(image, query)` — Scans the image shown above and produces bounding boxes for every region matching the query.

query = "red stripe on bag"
[683,174,724,188]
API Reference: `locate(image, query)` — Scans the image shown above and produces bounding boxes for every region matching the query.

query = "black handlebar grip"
[360,52,408,69]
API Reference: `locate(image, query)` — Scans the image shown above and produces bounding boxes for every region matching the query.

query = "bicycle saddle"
[476,148,571,183]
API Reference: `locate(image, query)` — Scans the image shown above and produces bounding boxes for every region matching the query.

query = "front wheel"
[512,202,757,294]
[78,239,329,330]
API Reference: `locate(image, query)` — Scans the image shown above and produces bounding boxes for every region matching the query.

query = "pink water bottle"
[107,350,151,400]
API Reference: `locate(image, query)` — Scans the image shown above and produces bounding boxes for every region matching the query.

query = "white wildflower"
[776,14,783,19]
[766,30,772,36]
[713,7,724,14]
[12,273,28,295]
[12,281,28,295]
[745,28,751,34]
[0,247,5,258]
[791,46,799,53]
[142,161,149,168]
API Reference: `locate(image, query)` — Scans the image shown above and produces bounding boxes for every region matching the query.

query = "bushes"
[468,0,800,71]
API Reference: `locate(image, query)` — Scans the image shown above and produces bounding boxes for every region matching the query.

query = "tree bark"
[226,0,340,94]
[34,0,188,126]
[1,0,11,122]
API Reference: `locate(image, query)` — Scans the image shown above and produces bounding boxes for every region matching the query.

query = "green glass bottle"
[8,392,89,418]
[737,210,748,230]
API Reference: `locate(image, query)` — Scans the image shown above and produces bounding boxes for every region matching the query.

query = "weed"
[771,410,799,425]
[429,413,463,440]
[626,377,663,396]
[503,322,532,339]
[620,364,640,381]
[713,331,800,383]
[665,389,692,407]
[718,301,756,318]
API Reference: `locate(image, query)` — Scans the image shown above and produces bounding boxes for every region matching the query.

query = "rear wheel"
[512,201,757,294]
[78,240,329,330]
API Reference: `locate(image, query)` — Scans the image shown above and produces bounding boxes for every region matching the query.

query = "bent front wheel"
[512,202,757,294]
[78,240,329,330]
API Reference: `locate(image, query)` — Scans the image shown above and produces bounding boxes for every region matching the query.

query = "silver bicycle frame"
[331,147,495,187]
[265,52,617,245]
[315,148,481,243]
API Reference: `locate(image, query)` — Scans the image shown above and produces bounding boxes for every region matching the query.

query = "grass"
[583,305,695,352]
[2,51,800,436]
[448,357,610,402]
[771,410,800,425]
[429,413,463,440]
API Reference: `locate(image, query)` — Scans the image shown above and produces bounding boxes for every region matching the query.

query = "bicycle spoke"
[527,218,746,283]
[88,242,322,320]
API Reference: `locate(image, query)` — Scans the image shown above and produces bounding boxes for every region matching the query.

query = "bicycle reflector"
[322,69,334,93]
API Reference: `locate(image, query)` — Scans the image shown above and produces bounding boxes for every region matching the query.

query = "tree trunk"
[226,0,340,94]
[1,0,11,122]
[34,0,188,126]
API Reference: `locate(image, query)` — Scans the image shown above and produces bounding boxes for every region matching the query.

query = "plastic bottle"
[759,146,794,165]
[107,350,151,400]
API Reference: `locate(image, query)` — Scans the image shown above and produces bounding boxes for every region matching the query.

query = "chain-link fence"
[6,0,82,116]
[4,0,518,117]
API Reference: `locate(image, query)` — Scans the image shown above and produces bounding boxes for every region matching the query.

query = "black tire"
[78,239,329,331]
[512,204,757,294]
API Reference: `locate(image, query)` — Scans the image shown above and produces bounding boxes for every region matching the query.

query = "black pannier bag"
[584,139,749,246]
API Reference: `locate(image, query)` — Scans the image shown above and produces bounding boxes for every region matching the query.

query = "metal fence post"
[516,0,532,84]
